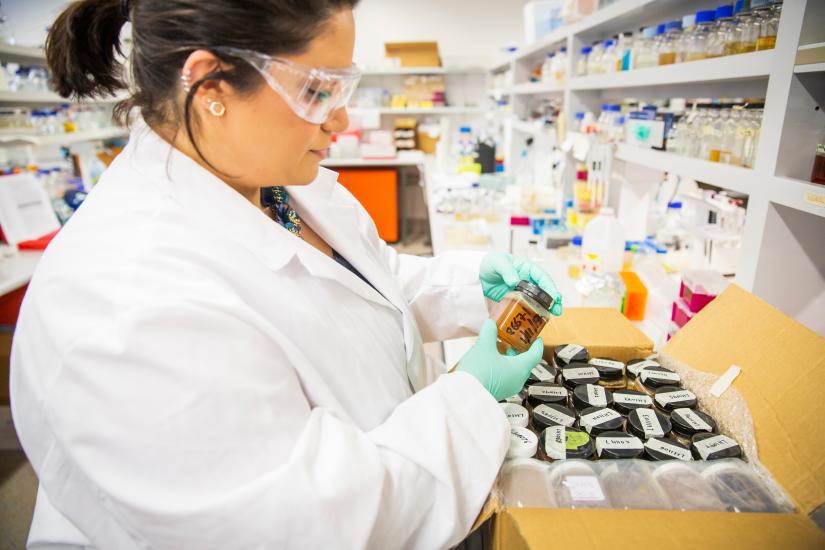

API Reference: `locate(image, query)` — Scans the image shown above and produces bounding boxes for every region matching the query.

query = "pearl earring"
[180,68,192,93]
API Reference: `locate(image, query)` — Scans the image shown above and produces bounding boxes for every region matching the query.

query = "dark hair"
[46,0,358,166]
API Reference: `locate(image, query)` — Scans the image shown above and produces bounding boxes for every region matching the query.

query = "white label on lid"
[563,475,606,502]
[634,409,664,438]
[627,359,660,376]
[557,344,584,362]
[579,408,622,433]
[503,393,523,405]
[589,358,623,372]
[585,384,608,408]
[673,408,713,432]
[613,392,653,407]
[655,389,697,407]
[563,366,599,381]
[644,438,692,461]
[507,426,538,459]
[693,434,738,460]
[500,403,529,428]
[531,364,555,382]
[641,369,681,384]
[595,435,644,457]
[534,404,576,428]
[528,385,567,398]
[543,425,566,460]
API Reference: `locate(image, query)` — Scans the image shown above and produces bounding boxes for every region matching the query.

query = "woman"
[11,0,563,548]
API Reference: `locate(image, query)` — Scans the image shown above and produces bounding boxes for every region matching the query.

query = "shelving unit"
[489,0,825,336]
[512,81,564,95]
[360,66,486,76]
[0,44,47,65]
[0,127,127,148]
[348,106,484,116]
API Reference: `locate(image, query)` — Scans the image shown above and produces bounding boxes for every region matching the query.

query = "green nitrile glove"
[479,252,563,316]
[457,319,545,401]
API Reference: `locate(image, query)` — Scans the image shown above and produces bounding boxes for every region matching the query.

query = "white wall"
[353,0,530,68]
[4,0,67,47]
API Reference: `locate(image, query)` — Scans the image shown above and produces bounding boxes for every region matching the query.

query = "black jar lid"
[540,425,594,460]
[527,360,558,385]
[560,364,600,390]
[643,436,692,461]
[654,386,697,412]
[526,382,569,407]
[553,344,590,367]
[514,280,555,311]
[572,383,614,410]
[626,358,661,380]
[691,433,742,461]
[611,389,653,415]
[500,387,528,406]
[588,357,625,380]
[595,431,645,459]
[578,406,625,436]
[532,403,577,431]
[638,367,682,390]
[627,408,672,439]
[671,408,717,438]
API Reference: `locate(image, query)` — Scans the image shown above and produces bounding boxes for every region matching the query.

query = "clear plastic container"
[490,281,554,353]
[581,207,625,273]
[652,462,726,511]
[686,10,716,61]
[577,46,592,76]
[658,20,681,65]
[547,460,611,508]
[600,460,671,509]
[500,459,556,508]
[702,459,784,513]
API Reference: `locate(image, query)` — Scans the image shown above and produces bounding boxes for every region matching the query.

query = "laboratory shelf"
[569,50,774,91]
[0,90,128,106]
[0,127,128,147]
[0,44,47,65]
[769,176,825,219]
[794,62,825,74]
[512,119,554,137]
[0,251,42,297]
[361,66,486,76]
[348,106,484,115]
[512,81,564,95]
[614,144,754,195]
[321,155,425,168]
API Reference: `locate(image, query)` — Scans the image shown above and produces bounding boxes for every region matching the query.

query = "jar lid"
[579,406,624,435]
[532,403,577,430]
[515,280,554,311]
[560,365,600,390]
[588,357,625,380]
[507,426,538,459]
[595,431,644,459]
[611,389,653,415]
[639,367,682,389]
[627,408,672,439]
[553,344,589,367]
[500,387,528,406]
[691,433,742,461]
[644,437,693,461]
[654,386,697,412]
[541,426,594,460]
[572,383,614,410]
[626,358,661,379]
[526,382,569,407]
[500,403,530,428]
[527,361,558,385]
[671,408,717,437]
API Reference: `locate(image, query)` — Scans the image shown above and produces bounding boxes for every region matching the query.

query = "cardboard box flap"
[539,308,654,363]
[384,41,441,67]
[662,285,825,515]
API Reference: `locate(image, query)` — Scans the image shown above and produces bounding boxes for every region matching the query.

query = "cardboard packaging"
[383,41,441,68]
[490,286,825,549]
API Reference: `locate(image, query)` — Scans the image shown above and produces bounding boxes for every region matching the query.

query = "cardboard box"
[492,286,825,549]
[384,41,441,68]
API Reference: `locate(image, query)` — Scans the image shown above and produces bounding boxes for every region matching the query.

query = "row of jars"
[576,0,781,76]
[667,103,763,168]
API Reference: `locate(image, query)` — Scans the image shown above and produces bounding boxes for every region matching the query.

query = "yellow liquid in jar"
[736,42,756,53]
[756,36,776,50]
[723,43,740,56]
[685,53,707,61]
[658,52,676,65]
[709,150,721,162]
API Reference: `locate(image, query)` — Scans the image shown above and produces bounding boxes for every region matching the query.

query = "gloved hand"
[457,319,544,401]
[479,252,563,316]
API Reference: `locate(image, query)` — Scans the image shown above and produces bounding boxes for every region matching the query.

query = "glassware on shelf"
[577,46,592,76]
[686,10,716,62]
[676,14,696,63]
[587,40,604,75]
[616,32,634,71]
[733,0,759,53]
[633,26,658,69]
[707,5,735,58]
[658,21,681,65]
[755,0,780,51]
[541,52,555,84]
[812,144,825,185]
[601,39,617,74]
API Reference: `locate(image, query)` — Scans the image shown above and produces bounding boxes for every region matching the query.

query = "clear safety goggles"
[213,47,361,124]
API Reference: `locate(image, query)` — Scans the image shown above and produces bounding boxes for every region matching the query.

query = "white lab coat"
[10,121,509,549]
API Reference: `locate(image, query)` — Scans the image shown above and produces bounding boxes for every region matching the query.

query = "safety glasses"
[213,47,361,124]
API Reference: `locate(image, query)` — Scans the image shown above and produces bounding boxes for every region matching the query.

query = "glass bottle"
[676,14,696,63]
[708,107,728,162]
[741,106,761,168]
[696,105,717,160]
[733,0,758,53]
[588,40,604,75]
[686,10,716,62]
[634,26,658,69]
[554,47,568,83]
[577,46,592,76]
[541,52,555,83]
[616,32,634,71]
[719,107,740,164]
[603,39,619,73]
[756,0,780,51]
[658,20,681,65]
[708,5,735,58]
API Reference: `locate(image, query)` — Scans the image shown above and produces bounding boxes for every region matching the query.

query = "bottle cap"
[581,46,592,54]
[642,26,657,38]
[695,10,716,24]
[571,235,583,246]
[603,38,615,47]
[682,14,696,27]
[514,280,554,311]
[656,23,666,35]
[715,5,734,19]
[667,20,682,30]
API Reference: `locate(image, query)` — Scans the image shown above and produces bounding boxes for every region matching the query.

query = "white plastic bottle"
[581,207,626,273]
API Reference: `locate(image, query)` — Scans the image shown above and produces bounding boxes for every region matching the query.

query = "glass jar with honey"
[490,281,555,354]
